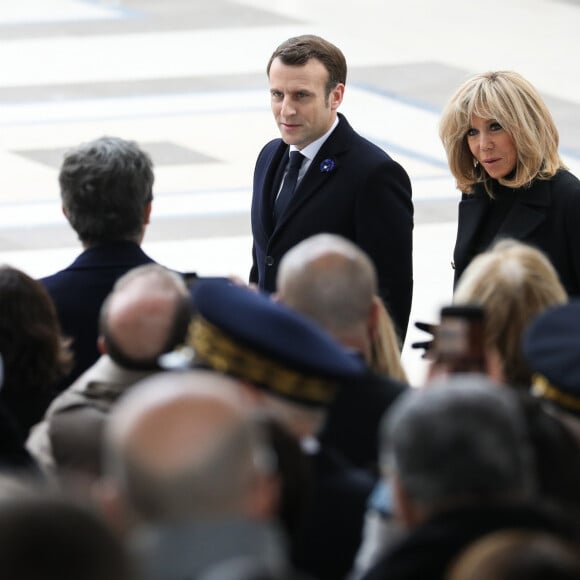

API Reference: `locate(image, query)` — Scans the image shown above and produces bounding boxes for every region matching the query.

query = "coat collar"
[271,113,353,234]
[67,241,153,270]
[454,178,552,277]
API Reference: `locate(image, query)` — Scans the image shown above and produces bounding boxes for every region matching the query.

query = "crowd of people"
[0,32,579,580]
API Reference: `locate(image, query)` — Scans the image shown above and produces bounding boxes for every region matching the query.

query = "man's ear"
[91,477,132,538]
[392,472,424,530]
[143,202,152,225]
[329,83,345,111]
[243,472,281,521]
[485,347,505,385]
[367,296,381,341]
[97,336,107,355]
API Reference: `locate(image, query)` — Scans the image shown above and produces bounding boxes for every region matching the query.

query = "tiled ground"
[1,0,579,383]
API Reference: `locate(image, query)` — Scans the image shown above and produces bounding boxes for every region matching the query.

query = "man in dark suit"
[250,35,413,341]
[40,136,157,387]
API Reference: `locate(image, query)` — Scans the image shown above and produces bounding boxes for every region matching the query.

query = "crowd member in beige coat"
[26,264,191,479]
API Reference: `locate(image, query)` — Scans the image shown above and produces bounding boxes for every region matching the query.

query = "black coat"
[453,169,580,294]
[320,371,407,475]
[40,241,156,387]
[293,446,374,580]
[250,114,414,341]
[361,502,580,580]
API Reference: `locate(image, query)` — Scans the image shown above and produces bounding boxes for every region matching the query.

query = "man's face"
[269,57,344,150]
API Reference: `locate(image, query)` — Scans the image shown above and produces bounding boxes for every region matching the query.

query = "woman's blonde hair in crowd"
[370,295,408,383]
[453,239,567,388]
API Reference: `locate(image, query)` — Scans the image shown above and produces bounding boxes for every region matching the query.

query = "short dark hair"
[267,34,347,97]
[59,136,154,246]
[382,375,536,508]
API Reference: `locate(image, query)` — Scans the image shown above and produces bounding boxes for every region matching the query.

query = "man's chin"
[279,127,302,145]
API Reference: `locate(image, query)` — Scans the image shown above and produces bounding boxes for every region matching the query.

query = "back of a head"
[0,494,132,580]
[447,530,580,580]
[382,375,535,511]
[277,234,377,337]
[278,234,406,380]
[453,239,567,387]
[59,136,154,246]
[100,264,191,370]
[106,370,274,523]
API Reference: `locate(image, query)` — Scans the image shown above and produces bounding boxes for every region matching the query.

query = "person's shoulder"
[257,138,285,160]
[38,271,59,286]
[469,181,488,195]
[544,169,580,213]
[317,445,374,480]
[346,126,393,162]
[38,267,74,292]
[551,168,580,191]
[254,139,286,178]
[37,248,96,288]
[342,127,411,187]
[337,115,395,158]
[356,371,408,400]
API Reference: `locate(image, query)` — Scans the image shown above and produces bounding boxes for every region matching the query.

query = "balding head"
[105,370,276,523]
[99,264,190,369]
[277,234,378,349]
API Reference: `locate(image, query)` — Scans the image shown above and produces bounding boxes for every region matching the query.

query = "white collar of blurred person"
[300,435,320,455]
[157,346,195,371]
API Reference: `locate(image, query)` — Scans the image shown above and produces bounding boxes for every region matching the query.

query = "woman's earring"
[473,158,479,167]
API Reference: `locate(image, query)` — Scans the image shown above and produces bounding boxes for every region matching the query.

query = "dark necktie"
[274,151,304,221]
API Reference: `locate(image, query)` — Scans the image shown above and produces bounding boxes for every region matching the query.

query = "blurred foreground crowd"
[0,133,579,580]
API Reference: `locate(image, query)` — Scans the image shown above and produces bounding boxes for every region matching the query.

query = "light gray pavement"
[1,0,579,384]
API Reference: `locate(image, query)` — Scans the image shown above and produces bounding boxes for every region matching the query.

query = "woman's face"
[466,115,517,180]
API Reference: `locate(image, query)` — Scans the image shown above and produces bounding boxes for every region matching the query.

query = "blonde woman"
[440,70,580,294]
[453,239,567,388]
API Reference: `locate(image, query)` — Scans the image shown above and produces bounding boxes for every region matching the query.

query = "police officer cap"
[188,279,365,407]
[522,300,580,415]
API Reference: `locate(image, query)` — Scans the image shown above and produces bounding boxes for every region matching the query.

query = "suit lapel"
[259,143,288,236]
[496,179,551,239]
[273,116,351,234]
[455,179,552,273]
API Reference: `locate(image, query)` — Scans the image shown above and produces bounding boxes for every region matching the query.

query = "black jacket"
[453,169,580,294]
[361,502,580,580]
[320,370,407,475]
[250,114,414,341]
[40,241,156,387]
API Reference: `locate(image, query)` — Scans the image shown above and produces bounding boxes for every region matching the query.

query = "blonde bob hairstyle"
[453,239,567,388]
[439,70,564,196]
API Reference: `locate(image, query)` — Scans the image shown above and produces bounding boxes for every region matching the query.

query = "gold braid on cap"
[532,374,580,413]
[189,317,337,405]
